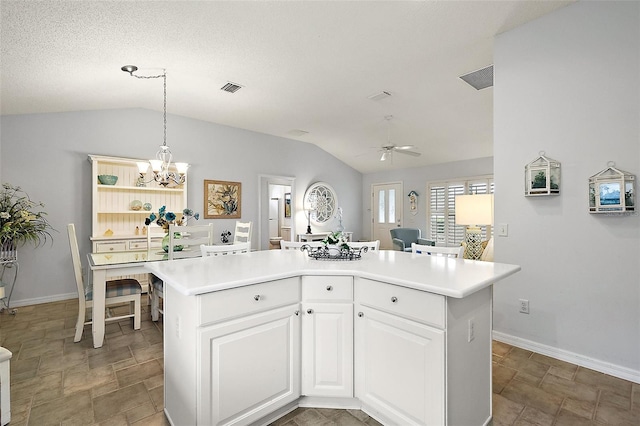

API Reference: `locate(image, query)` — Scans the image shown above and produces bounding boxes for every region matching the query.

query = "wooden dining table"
[87,249,199,348]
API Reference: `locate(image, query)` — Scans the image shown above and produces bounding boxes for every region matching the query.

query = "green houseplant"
[0,183,54,251]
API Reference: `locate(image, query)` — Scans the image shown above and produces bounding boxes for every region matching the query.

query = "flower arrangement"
[0,183,54,247]
[144,206,199,232]
[322,231,350,251]
[220,230,231,244]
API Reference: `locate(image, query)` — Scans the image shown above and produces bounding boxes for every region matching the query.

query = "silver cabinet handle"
[358,312,364,317]
[254,295,261,301]
[307,309,313,314]
[295,310,300,316]
[391,296,398,303]
[326,285,333,291]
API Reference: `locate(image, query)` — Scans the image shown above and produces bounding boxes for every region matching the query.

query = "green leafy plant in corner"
[0,183,55,247]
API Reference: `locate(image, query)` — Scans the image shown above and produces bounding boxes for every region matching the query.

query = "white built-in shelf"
[97,185,184,193]
[97,211,155,215]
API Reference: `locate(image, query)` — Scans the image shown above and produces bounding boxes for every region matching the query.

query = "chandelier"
[121,65,188,187]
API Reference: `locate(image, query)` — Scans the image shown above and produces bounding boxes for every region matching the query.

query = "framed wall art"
[284,193,291,218]
[204,180,241,219]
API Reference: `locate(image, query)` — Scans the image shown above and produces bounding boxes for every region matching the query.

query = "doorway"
[258,175,295,250]
[371,182,403,249]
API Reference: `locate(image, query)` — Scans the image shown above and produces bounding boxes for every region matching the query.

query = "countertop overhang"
[145,250,521,299]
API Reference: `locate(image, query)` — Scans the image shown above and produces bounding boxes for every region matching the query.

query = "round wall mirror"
[304,182,338,225]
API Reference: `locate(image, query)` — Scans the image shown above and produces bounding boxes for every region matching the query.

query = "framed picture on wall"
[204,180,241,219]
[284,193,291,218]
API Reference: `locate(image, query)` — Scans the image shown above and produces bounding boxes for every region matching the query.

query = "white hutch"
[89,154,188,253]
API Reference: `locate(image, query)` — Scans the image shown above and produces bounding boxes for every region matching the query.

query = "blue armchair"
[390,228,434,252]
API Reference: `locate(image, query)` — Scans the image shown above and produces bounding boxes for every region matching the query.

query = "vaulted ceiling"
[0,1,574,173]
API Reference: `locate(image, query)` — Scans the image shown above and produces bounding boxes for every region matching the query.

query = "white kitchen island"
[146,249,520,426]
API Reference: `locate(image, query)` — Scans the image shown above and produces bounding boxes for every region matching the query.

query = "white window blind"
[427,176,494,246]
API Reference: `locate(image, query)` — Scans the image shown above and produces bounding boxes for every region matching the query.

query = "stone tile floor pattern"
[0,300,638,425]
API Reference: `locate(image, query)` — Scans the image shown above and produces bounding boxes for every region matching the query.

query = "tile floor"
[0,300,638,425]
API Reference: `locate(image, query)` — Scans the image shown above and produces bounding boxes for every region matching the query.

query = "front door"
[371,182,403,249]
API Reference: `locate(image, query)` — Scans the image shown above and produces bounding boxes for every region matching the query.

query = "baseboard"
[6,293,77,308]
[492,331,640,384]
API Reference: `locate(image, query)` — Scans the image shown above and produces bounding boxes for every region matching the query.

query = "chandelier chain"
[130,71,167,148]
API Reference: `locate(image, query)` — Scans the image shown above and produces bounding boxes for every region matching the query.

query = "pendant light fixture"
[121,65,188,187]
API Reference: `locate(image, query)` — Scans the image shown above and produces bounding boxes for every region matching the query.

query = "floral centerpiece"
[302,230,365,261]
[0,183,54,255]
[322,231,350,251]
[144,206,199,252]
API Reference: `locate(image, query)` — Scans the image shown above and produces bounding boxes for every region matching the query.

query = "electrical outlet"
[519,299,530,314]
[468,318,475,342]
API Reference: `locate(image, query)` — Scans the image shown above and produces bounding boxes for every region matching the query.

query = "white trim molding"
[493,331,640,385]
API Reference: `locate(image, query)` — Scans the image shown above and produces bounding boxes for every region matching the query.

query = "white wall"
[494,1,639,381]
[0,109,362,305]
[361,157,493,240]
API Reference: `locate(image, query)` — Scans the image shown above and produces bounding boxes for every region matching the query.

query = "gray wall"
[0,108,362,305]
[494,1,639,379]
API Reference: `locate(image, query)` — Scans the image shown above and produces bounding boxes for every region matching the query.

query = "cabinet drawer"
[355,278,445,328]
[302,276,353,301]
[128,240,148,250]
[198,277,300,325]
[95,241,127,253]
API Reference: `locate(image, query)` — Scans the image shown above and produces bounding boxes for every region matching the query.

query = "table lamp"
[455,194,494,260]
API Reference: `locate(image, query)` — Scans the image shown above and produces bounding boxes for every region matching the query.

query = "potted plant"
[0,183,54,258]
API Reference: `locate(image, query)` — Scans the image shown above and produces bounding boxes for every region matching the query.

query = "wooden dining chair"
[233,221,252,244]
[149,223,214,321]
[349,240,381,251]
[279,241,323,250]
[411,243,464,258]
[145,224,167,320]
[67,224,142,342]
[200,242,251,257]
[168,223,214,260]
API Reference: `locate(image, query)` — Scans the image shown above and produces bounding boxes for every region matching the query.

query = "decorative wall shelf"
[525,152,560,196]
[588,162,635,214]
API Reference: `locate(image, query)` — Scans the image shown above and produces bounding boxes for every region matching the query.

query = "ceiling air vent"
[221,82,243,93]
[459,65,493,90]
[367,91,392,101]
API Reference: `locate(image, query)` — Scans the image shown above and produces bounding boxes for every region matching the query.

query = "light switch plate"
[498,223,509,237]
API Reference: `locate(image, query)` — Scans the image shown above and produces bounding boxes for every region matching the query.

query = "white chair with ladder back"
[67,224,142,342]
[411,243,464,258]
[233,221,252,245]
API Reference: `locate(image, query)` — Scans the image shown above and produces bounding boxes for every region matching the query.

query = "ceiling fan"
[379,116,421,162]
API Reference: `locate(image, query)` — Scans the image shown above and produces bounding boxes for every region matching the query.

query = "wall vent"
[459,65,493,90]
[221,82,243,93]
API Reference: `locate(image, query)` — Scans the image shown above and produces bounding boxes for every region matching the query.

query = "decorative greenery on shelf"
[0,183,55,247]
[322,231,350,250]
[144,205,199,232]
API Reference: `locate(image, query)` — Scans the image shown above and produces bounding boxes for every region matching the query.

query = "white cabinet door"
[198,305,301,426]
[301,302,353,397]
[355,305,445,426]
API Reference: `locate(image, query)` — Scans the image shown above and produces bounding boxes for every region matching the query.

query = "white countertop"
[145,250,520,299]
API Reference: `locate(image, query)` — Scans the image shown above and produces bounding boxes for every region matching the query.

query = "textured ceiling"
[0,1,574,173]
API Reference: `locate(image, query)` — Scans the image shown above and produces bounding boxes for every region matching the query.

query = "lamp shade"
[455,194,494,226]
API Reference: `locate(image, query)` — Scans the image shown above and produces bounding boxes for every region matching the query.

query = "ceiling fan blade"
[396,150,421,157]
[394,145,415,151]
[380,151,389,161]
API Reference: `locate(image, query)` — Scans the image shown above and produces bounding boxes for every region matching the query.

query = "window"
[427,175,494,246]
